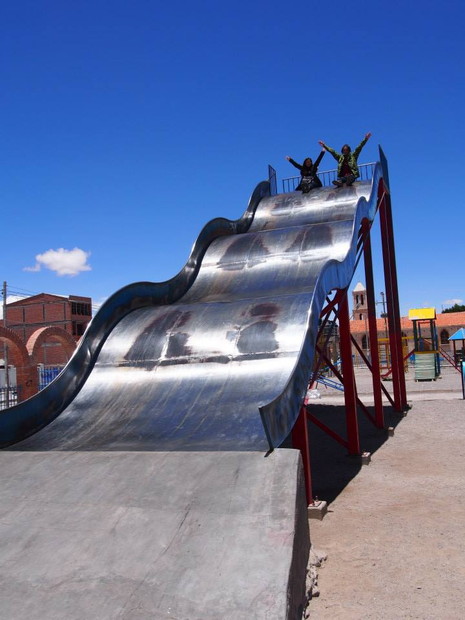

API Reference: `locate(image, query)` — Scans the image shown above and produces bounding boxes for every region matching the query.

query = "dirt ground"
[305,365,465,619]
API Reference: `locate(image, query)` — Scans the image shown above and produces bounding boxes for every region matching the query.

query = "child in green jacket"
[318,133,372,187]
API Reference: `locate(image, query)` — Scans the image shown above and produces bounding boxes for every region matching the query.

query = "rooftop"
[350,311,465,334]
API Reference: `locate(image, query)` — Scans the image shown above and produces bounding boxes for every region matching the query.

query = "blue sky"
[1,0,464,317]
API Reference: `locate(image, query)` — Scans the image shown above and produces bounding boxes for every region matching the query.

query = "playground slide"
[0,161,385,452]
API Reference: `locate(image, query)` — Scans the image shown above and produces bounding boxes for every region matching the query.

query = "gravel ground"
[306,365,465,619]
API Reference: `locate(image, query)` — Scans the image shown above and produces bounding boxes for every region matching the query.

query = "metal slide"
[0,161,385,452]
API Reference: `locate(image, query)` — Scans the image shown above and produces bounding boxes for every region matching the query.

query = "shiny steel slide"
[1,162,385,451]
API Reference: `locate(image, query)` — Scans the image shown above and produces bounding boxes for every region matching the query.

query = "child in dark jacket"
[286,149,325,193]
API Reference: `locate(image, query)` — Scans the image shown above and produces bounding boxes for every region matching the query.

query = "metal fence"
[39,365,64,391]
[282,162,376,193]
[0,386,19,410]
[0,365,64,411]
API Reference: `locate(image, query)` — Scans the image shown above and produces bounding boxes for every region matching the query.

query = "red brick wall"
[2,294,91,401]
[34,343,71,365]
[8,307,23,324]
[6,295,91,343]
[43,302,67,323]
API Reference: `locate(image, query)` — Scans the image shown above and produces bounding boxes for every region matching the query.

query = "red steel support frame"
[378,182,408,412]
[294,165,407,505]
[338,292,361,455]
[362,219,385,428]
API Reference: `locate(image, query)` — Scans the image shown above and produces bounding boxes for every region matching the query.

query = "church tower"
[352,282,368,321]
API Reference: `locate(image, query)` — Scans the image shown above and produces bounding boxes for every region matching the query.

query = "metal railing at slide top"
[281,162,376,193]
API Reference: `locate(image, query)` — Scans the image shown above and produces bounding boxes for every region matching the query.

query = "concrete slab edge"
[286,454,311,619]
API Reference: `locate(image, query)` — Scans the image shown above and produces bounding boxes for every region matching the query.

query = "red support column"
[379,186,408,411]
[338,292,360,455]
[292,404,313,504]
[362,220,385,428]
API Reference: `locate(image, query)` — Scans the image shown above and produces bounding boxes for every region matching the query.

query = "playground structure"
[408,307,440,380]
[0,148,408,617]
[377,335,410,377]
[449,327,465,365]
[402,308,465,378]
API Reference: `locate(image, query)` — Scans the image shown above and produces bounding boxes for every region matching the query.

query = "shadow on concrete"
[306,403,406,505]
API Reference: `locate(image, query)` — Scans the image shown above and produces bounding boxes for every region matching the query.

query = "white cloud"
[443,298,463,307]
[24,247,92,277]
[23,263,41,273]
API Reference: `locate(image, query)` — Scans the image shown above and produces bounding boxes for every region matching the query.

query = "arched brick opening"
[0,326,37,402]
[27,326,77,366]
[440,329,450,345]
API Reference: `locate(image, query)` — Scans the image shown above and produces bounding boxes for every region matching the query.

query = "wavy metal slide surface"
[1,163,384,452]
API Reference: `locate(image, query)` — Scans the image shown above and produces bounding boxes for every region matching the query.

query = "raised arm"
[318,140,340,161]
[285,156,303,171]
[353,132,372,158]
[313,149,325,169]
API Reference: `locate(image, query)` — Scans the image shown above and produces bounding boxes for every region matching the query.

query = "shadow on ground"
[306,403,406,505]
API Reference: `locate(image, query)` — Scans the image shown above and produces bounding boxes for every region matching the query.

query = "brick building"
[1,293,92,367]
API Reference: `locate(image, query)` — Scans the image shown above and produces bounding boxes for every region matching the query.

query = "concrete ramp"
[0,449,308,619]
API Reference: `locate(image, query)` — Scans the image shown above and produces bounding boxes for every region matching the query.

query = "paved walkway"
[307,366,465,619]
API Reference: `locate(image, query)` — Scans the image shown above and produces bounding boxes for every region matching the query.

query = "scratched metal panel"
[1,166,384,451]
